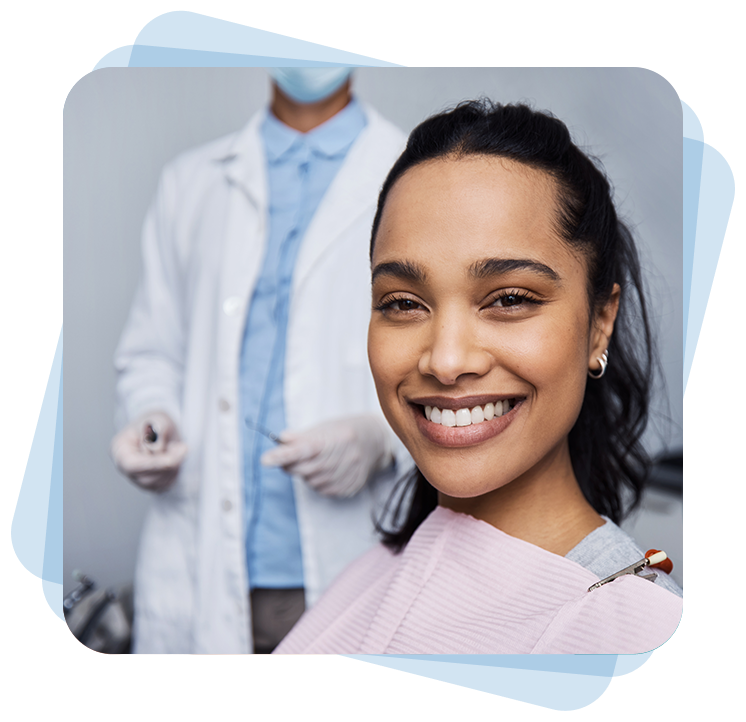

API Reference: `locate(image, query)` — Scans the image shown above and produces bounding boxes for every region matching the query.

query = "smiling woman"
[274,101,682,655]
[369,154,608,538]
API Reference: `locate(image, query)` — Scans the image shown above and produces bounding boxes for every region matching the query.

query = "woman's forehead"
[389,154,557,202]
[373,156,575,270]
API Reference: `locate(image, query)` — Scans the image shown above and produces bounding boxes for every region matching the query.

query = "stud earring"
[588,350,608,379]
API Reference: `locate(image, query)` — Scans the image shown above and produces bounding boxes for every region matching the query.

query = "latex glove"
[110,411,187,492]
[260,414,392,498]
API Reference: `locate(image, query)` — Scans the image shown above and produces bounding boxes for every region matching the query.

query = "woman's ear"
[589,283,621,368]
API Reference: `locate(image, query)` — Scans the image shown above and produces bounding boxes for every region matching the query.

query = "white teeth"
[470,405,484,424]
[424,399,517,428]
[441,409,457,427]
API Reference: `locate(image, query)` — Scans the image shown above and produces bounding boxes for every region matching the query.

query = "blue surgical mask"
[269,67,352,104]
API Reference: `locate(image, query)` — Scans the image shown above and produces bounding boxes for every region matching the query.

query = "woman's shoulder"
[566,517,683,597]
[532,571,682,654]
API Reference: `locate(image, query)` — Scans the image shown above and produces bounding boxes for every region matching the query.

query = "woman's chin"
[416,464,515,503]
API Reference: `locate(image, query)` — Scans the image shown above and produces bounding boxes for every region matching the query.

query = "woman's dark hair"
[372,100,655,552]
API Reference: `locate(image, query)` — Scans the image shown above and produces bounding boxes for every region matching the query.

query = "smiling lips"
[411,397,524,447]
[425,399,517,427]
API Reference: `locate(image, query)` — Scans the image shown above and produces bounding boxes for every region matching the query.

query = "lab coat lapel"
[215,112,269,377]
[221,111,268,212]
[292,113,383,294]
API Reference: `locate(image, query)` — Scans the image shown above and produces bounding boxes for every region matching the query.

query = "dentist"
[110,68,409,653]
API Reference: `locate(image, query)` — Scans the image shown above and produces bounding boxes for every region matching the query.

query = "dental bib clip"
[587,549,672,592]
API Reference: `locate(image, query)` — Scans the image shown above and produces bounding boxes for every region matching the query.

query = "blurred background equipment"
[648,450,683,495]
[63,572,133,654]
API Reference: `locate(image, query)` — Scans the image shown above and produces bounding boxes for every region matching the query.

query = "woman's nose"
[417,317,493,385]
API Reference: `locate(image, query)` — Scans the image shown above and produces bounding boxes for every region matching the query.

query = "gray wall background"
[64,68,683,596]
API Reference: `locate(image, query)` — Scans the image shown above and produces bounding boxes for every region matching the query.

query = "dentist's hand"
[110,411,187,492]
[260,415,392,498]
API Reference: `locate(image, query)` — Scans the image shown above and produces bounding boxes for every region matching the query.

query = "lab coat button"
[218,398,231,412]
[222,499,232,512]
[223,295,243,317]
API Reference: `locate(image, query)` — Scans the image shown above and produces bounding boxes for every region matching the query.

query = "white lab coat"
[114,103,410,653]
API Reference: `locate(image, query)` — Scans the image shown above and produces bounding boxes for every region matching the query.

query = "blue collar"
[262,98,366,163]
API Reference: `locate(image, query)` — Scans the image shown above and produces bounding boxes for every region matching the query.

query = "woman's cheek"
[526,324,589,418]
[521,314,586,372]
[368,324,402,404]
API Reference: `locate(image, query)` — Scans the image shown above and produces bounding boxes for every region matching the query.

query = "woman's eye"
[493,293,525,308]
[487,291,543,312]
[376,296,424,315]
[391,299,419,311]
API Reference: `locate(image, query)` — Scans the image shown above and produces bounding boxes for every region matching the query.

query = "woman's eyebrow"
[371,260,427,284]
[470,258,561,283]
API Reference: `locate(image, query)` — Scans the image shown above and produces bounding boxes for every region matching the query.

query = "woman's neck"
[438,441,604,556]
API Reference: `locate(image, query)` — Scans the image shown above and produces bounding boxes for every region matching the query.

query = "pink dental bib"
[274,507,682,654]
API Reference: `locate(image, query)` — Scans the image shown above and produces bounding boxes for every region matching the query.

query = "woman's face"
[368,156,615,500]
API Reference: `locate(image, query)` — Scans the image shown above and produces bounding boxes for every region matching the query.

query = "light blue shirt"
[239,100,367,589]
